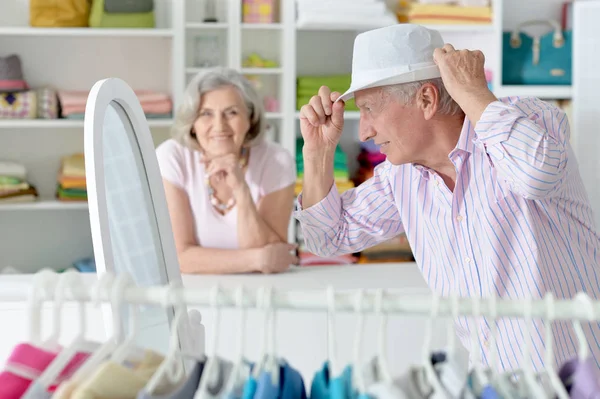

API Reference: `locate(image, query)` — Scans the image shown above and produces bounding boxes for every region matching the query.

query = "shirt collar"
[454,117,476,154]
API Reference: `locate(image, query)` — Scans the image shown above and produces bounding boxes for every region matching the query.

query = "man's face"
[355,87,431,165]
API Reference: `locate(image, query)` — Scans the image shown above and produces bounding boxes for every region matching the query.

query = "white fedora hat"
[337,24,445,102]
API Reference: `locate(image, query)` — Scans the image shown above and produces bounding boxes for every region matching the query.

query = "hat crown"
[0,55,24,81]
[352,24,444,73]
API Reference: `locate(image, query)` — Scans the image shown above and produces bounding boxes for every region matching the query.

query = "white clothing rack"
[3,278,600,321]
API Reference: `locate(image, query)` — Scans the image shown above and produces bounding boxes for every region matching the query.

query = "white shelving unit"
[0,0,573,272]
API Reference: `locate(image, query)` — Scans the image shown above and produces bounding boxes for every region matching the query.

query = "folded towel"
[60,154,85,178]
[0,161,26,180]
[408,3,493,18]
[296,15,398,29]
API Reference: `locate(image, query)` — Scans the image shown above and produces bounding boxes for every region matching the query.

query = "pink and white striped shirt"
[295,97,600,372]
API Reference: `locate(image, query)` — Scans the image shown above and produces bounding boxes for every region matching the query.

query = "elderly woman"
[156,68,298,274]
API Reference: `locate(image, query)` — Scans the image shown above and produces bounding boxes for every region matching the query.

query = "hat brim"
[335,65,442,103]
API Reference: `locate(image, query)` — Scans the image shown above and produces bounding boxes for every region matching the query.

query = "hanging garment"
[253,361,307,399]
[253,371,278,399]
[137,360,205,399]
[194,357,233,399]
[361,357,407,399]
[224,360,253,399]
[241,375,258,399]
[310,362,354,399]
[559,357,600,399]
[430,351,470,397]
[69,350,165,399]
[0,343,90,399]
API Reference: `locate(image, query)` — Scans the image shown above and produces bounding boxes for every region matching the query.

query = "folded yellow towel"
[408,4,492,24]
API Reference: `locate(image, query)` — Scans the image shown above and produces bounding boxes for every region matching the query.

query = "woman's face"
[193,85,251,158]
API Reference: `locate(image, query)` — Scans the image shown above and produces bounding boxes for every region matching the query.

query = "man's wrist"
[455,87,497,126]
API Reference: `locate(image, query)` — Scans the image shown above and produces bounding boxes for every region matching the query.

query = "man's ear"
[416,83,439,120]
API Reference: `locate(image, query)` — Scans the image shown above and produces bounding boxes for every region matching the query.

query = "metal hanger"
[28,271,100,393]
[251,286,280,386]
[61,272,117,385]
[145,282,190,393]
[224,285,250,394]
[194,285,224,398]
[108,273,142,364]
[421,292,450,398]
[485,292,515,398]
[468,294,490,396]
[351,289,367,395]
[374,289,393,385]
[326,285,339,378]
[27,269,58,350]
[519,296,548,399]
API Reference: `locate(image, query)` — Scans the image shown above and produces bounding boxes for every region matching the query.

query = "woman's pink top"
[155,139,296,249]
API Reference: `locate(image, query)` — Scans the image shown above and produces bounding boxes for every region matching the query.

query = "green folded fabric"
[297,75,352,88]
[298,170,349,179]
[297,96,359,111]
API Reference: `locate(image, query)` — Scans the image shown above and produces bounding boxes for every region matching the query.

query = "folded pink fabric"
[58,90,172,116]
[0,342,90,399]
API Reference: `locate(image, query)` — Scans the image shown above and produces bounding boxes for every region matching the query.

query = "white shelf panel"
[185,23,228,29]
[495,85,572,99]
[241,23,283,30]
[420,24,495,33]
[295,111,360,119]
[0,27,174,37]
[241,68,283,75]
[0,200,88,211]
[0,119,173,129]
[296,22,494,33]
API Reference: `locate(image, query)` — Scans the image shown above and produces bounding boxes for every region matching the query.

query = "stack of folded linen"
[297,74,359,111]
[296,0,398,29]
[57,90,173,120]
[0,161,38,204]
[56,153,87,202]
[295,137,354,197]
[408,1,493,25]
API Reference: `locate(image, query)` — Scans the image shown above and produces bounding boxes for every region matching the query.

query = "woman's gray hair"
[384,77,463,116]
[171,67,266,150]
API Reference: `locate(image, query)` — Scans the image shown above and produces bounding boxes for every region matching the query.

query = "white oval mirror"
[84,78,193,356]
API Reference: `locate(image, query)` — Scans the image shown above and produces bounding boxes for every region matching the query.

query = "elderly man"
[295,24,600,373]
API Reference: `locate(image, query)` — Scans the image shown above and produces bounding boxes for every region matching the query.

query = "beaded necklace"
[204,147,249,214]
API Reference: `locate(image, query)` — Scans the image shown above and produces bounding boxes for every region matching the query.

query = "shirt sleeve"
[293,161,404,257]
[259,144,297,196]
[155,139,186,190]
[474,97,570,200]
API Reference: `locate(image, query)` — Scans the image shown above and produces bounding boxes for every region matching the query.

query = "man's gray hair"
[171,67,266,150]
[385,77,463,116]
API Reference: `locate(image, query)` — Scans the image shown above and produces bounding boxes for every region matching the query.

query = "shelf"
[295,111,360,119]
[185,23,228,30]
[296,22,494,33]
[0,200,88,211]
[0,119,173,129]
[241,23,283,30]
[494,85,572,99]
[0,27,174,37]
[420,24,495,33]
[241,68,283,75]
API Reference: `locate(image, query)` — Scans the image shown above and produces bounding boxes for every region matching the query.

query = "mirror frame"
[84,78,191,354]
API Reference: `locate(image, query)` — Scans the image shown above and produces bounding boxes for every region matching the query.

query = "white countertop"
[0,262,430,296]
